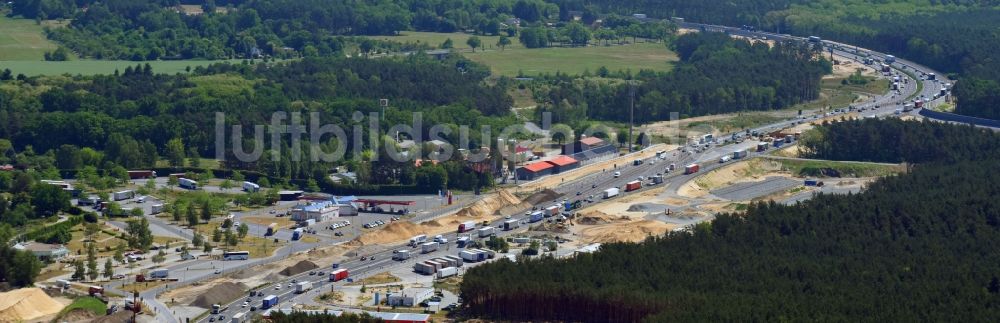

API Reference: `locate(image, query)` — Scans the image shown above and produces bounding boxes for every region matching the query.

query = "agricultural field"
[465,42,677,76]
[1,59,244,76]
[365,31,525,50]
[0,16,62,60]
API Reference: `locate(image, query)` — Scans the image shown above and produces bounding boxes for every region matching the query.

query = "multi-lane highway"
[182,23,950,323]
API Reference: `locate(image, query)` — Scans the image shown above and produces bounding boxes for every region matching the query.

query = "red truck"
[457,221,476,233]
[329,269,349,282]
[684,164,700,175]
[127,170,156,179]
[625,180,642,192]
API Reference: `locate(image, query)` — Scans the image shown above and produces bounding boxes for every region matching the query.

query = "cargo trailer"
[478,226,495,238]
[262,295,278,309]
[457,221,476,233]
[421,242,439,254]
[625,180,642,192]
[502,219,519,231]
[603,188,619,199]
[684,164,700,175]
[437,267,458,279]
[329,269,349,282]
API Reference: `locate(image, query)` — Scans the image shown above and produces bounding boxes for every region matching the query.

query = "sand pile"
[0,288,65,322]
[457,189,523,217]
[190,282,247,309]
[91,310,131,323]
[578,220,674,243]
[522,189,563,205]
[279,260,318,276]
[575,210,629,225]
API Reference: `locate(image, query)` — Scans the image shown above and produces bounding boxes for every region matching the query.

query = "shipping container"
[457,221,477,233]
[684,164,700,175]
[460,250,487,262]
[414,262,436,275]
[478,226,495,238]
[603,188,619,199]
[437,267,458,279]
[262,295,279,309]
[502,219,519,231]
[329,269,349,282]
[421,242,439,254]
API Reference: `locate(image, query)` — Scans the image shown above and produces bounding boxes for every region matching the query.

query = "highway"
[188,23,946,323]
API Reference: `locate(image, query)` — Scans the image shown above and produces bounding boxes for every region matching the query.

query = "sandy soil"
[575,220,676,244]
[677,158,788,198]
[825,60,878,80]
[0,288,64,322]
[516,144,674,193]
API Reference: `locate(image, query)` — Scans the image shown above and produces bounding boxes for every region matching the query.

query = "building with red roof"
[545,155,580,173]
[516,161,555,180]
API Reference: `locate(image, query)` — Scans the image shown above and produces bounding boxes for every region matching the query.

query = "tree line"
[534,32,829,127]
[460,119,1000,321]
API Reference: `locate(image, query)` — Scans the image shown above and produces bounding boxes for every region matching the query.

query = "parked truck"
[625,180,642,192]
[150,204,165,215]
[113,190,134,201]
[409,234,427,246]
[127,170,156,179]
[178,178,198,190]
[684,164,700,175]
[437,267,458,279]
[291,228,303,241]
[502,219,519,231]
[421,242,439,254]
[266,223,277,236]
[604,188,619,199]
[262,295,278,309]
[242,181,260,192]
[651,175,664,185]
[329,269,349,282]
[478,226,495,238]
[295,281,313,294]
[457,221,476,233]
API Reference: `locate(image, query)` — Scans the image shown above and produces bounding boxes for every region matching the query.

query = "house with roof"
[546,155,580,173]
[516,161,555,180]
[14,242,69,262]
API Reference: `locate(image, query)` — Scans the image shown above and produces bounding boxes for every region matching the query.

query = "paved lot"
[711,177,801,201]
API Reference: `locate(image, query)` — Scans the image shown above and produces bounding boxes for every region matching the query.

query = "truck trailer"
[733,149,748,159]
[684,164,700,175]
[113,190,134,201]
[437,267,458,279]
[409,234,427,246]
[421,242,439,254]
[502,219,519,231]
[329,269,349,282]
[529,211,544,223]
[242,181,260,192]
[457,221,476,233]
[291,228,303,241]
[262,295,278,309]
[478,226,495,238]
[178,178,198,190]
[604,188,619,199]
[625,180,642,192]
[295,281,313,293]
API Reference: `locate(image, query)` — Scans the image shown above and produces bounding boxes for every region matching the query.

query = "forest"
[461,119,1000,321]
[534,32,829,126]
[0,54,513,192]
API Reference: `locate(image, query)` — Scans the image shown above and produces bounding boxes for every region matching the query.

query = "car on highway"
[215,269,221,274]
[209,317,215,322]
[242,301,248,308]
[250,306,257,311]
[614,171,621,178]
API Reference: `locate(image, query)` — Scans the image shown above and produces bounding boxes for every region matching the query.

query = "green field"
[0,59,245,76]
[57,297,107,319]
[0,16,63,60]
[465,42,676,76]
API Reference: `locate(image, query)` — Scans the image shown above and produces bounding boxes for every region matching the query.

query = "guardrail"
[919,109,1000,128]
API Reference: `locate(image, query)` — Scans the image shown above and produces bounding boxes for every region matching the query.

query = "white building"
[14,242,69,261]
[385,287,434,307]
[290,201,339,222]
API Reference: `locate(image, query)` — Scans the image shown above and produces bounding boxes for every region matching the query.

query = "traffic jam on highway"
[195,23,946,323]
